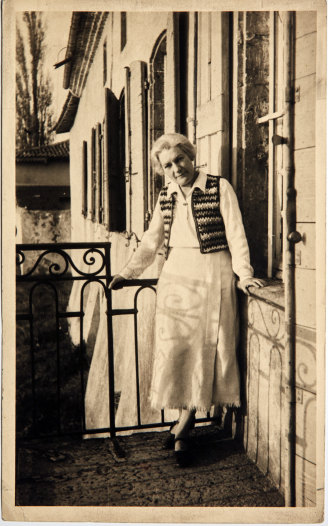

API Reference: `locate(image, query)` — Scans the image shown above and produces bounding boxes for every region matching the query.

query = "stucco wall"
[67,14,172,432]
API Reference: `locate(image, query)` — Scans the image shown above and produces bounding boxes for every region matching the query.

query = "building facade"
[55,10,325,507]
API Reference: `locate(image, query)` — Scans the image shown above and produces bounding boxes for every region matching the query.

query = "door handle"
[287,231,302,243]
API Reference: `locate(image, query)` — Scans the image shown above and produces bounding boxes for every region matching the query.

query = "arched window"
[149,31,166,212]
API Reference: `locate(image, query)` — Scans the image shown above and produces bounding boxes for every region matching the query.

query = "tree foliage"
[16,12,55,151]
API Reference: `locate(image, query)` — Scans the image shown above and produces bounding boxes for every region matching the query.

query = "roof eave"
[54,92,80,134]
[62,12,85,89]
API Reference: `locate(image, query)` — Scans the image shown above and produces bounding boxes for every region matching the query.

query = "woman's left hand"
[237,277,265,295]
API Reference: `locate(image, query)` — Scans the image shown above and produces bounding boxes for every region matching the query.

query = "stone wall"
[16,206,71,272]
[236,12,270,276]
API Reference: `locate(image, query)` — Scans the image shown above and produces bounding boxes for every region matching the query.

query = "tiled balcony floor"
[16,425,285,507]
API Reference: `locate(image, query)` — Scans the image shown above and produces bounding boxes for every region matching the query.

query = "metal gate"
[16,242,216,441]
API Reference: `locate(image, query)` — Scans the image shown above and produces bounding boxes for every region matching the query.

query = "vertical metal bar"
[267,12,275,277]
[28,289,37,437]
[104,243,116,438]
[282,11,296,508]
[79,284,86,433]
[193,12,198,146]
[55,287,61,435]
[133,290,142,427]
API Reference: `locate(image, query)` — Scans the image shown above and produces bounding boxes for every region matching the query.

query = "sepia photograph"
[2,0,326,522]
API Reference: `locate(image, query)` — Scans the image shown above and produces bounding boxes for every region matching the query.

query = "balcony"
[16,426,284,506]
[16,243,286,508]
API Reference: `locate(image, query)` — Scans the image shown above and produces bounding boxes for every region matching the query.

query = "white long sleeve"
[119,175,253,281]
[119,200,165,279]
[219,178,254,281]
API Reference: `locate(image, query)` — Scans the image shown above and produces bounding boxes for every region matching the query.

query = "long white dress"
[119,171,253,412]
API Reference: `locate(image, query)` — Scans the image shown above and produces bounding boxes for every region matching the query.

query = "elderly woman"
[109,133,263,466]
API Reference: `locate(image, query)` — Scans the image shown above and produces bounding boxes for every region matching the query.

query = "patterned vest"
[159,174,229,258]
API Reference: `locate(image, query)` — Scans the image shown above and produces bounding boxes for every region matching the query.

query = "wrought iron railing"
[16,243,216,441]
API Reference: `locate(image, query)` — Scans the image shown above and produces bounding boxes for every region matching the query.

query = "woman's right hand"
[108,274,125,290]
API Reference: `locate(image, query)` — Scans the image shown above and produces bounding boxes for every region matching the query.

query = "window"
[121,12,127,51]
[82,141,88,216]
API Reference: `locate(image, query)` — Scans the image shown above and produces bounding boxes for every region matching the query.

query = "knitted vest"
[159,174,228,258]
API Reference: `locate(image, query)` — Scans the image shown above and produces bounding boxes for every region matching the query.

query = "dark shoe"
[174,438,192,468]
[162,421,178,450]
[163,415,196,450]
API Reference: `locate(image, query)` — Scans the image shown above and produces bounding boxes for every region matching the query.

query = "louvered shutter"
[95,123,103,223]
[124,69,131,231]
[129,61,148,236]
[104,88,123,231]
[165,13,180,133]
[195,12,230,177]
[91,127,96,221]
[82,141,88,216]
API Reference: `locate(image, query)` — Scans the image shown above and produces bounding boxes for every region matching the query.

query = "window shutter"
[129,60,148,235]
[165,13,180,133]
[91,127,96,221]
[104,88,124,231]
[124,68,131,232]
[195,12,230,177]
[82,141,88,216]
[95,123,103,223]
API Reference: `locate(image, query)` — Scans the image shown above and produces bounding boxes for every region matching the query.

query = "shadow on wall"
[238,288,285,493]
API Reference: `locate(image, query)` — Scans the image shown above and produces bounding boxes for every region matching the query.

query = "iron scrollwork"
[16,244,107,279]
[248,297,284,342]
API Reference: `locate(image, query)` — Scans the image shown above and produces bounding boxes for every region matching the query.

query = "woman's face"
[158,146,196,187]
